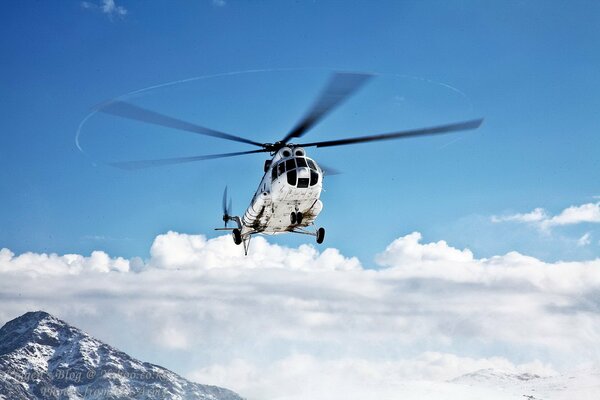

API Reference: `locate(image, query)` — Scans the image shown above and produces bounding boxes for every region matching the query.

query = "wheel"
[232,228,242,245]
[296,212,303,224]
[316,227,325,244]
[290,212,296,224]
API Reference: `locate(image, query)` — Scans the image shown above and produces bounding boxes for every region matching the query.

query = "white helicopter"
[99,72,483,254]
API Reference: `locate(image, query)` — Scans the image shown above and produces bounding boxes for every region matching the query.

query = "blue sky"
[1,3,600,398]
[1,0,599,263]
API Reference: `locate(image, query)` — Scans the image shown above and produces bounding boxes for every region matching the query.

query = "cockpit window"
[307,159,316,170]
[310,170,319,186]
[296,157,308,168]
[287,170,297,186]
[278,162,285,176]
[285,159,296,171]
[271,163,278,181]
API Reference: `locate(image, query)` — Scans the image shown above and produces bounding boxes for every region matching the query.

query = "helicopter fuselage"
[240,146,323,236]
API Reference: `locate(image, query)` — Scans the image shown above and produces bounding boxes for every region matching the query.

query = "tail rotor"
[222,186,233,227]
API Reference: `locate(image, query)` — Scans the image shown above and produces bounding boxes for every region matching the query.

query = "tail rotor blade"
[222,186,229,215]
[222,186,232,227]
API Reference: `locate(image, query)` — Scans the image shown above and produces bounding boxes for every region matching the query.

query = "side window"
[278,162,285,176]
[296,157,308,168]
[271,164,278,181]
[307,159,316,170]
[310,170,319,186]
[285,159,296,172]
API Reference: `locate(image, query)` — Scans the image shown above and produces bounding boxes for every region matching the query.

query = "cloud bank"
[1,231,599,399]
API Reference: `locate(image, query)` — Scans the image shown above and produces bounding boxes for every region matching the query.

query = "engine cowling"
[242,191,271,227]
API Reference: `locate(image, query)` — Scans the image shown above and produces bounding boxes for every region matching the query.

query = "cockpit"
[271,157,320,187]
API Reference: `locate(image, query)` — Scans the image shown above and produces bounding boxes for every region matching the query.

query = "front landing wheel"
[232,228,242,245]
[316,227,325,244]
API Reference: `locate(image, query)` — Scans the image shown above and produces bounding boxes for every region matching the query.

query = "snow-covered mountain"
[451,367,600,400]
[0,311,244,400]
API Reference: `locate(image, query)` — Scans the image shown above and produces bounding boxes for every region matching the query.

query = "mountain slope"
[0,311,243,400]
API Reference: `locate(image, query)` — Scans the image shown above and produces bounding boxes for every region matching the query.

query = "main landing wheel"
[290,212,304,225]
[316,227,325,244]
[232,228,242,245]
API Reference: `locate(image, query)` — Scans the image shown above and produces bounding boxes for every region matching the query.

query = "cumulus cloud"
[375,232,474,266]
[546,202,600,227]
[148,231,360,271]
[1,231,600,399]
[0,248,130,275]
[492,202,600,231]
[81,0,127,19]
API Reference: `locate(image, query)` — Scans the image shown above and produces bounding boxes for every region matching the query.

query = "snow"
[451,367,600,400]
[0,311,243,400]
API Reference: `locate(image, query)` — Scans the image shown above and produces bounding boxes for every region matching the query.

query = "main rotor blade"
[280,72,373,144]
[97,100,264,148]
[318,162,342,176]
[298,118,484,148]
[108,149,268,170]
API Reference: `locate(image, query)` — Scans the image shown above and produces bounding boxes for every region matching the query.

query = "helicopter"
[98,72,483,255]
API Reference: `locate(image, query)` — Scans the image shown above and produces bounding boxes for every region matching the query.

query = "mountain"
[0,311,244,400]
[451,367,600,400]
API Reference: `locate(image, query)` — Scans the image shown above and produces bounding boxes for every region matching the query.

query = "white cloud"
[491,207,547,223]
[375,232,474,267]
[212,0,227,7]
[81,0,127,19]
[492,202,600,232]
[148,231,360,271]
[578,232,592,247]
[1,231,600,399]
[189,353,556,400]
[0,248,130,275]
[545,202,600,227]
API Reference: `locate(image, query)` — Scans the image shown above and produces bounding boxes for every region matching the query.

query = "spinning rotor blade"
[109,149,268,170]
[222,185,233,227]
[280,72,373,144]
[318,163,342,176]
[298,118,484,148]
[97,100,264,147]
[222,186,230,215]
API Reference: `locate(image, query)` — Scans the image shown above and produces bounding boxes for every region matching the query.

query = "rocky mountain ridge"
[0,311,243,400]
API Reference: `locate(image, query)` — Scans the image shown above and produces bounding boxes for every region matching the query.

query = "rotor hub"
[263,141,295,153]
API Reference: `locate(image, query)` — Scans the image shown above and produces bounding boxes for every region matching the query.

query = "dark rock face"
[0,311,244,400]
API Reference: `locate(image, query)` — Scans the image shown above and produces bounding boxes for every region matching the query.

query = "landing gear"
[288,224,325,244]
[232,228,242,245]
[316,227,325,244]
[290,211,304,225]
